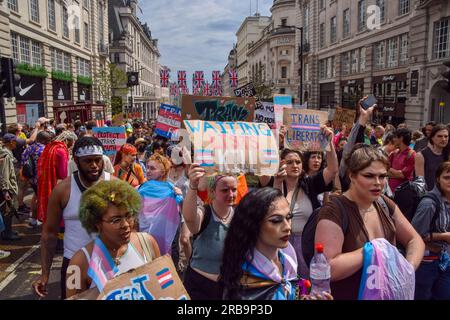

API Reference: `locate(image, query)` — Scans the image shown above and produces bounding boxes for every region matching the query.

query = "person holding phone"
[259,126,338,278]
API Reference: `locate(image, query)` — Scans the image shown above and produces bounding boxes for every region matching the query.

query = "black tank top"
[422,147,444,191]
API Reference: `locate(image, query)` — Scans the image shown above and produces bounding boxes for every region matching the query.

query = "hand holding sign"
[188,164,206,190]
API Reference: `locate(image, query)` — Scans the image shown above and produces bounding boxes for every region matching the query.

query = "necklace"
[212,205,232,223]
[111,246,127,266]
[360,205,375,222]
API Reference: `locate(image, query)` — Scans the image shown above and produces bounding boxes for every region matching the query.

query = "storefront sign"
[53,80,72,101]
[15,76,44,101]
[410,70,419,97]
[78,83,92,102]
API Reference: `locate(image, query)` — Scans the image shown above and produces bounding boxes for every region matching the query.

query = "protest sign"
[184,120,279,176]
[68,255,190,300]
[254,102,275,129]
[333,107,356,130]
[154,104,182,139]
[92,127,127,164]
[284,109,330,152]
[181,95,255,123]
[234,83,256,98]
[274,95,293,129]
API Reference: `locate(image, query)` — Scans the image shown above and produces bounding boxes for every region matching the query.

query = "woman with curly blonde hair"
[66,180,160,299]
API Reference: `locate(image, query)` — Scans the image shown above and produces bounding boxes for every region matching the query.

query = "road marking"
[0,245,39,292]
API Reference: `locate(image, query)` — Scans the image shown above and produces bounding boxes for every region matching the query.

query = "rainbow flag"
[138,180,183,255]
[87,237,119,292]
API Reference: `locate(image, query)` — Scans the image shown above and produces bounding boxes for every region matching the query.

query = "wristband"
[189,183,198,191]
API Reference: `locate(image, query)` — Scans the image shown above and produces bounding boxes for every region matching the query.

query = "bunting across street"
[212,70,221,88]
[177,70,187,88]
[160,69,169,88]
[229,69,238,88]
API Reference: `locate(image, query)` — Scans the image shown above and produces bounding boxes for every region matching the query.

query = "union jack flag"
[212,71,221,88]
[203,82,210,96]
[229,69,238,88]
[193,71,205,89]
[180,86,189,95]
[160,69,169,88]
[169,83,178,96]
[215,86,223,96]
[177,71,187,88]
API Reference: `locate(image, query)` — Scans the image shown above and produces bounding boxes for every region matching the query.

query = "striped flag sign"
[194,149,214,167]
[160,69,169,87]
[262,149,279,165]
[156,268,174,290]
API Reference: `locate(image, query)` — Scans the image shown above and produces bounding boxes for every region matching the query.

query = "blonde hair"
[148,153,171,181]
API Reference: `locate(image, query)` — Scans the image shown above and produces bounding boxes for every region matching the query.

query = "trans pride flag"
[87,237,119,292]
[138,180,183,255]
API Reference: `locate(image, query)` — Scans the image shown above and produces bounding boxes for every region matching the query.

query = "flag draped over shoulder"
[87,237,119,292]
[138,180,183,255]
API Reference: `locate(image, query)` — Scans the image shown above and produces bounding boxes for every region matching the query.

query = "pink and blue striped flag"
[138,180,183,255]
[87,237,119,292]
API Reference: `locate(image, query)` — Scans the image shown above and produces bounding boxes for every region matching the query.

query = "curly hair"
[220,187,284,299]
[147,153,171,180]
[303,151,325,175]
[79,180,142,234]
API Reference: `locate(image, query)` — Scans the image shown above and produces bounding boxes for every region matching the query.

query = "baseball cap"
[38,117,50,124]
[2,133,17,143]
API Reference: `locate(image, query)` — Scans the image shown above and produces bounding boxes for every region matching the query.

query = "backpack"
[301,195,395,267]
[22,156,36,179]
[393,176,427,222]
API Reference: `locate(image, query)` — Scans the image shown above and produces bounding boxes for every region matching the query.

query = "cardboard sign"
[284,109,330,152]
[254,102,275,129]
[184,120,279,176]
[68,255,189,300]
[234,83,256,98]
[93,127,127,164]
[274,95,293,129]
[333,107,356,129]
[155,104,182,139]
[181,95,255,123]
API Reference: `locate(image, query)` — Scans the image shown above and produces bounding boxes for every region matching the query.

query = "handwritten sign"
[254,102,275,129]
[184,120,279,176]
[155,104,182,139]
[234,83,256,98]
[182,95,255,123]
[92,127,127,164]
[333,107,356,130]
[284,109,329,152]
[274,95,293,129]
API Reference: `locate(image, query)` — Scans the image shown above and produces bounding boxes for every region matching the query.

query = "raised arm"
[182,164,206,235]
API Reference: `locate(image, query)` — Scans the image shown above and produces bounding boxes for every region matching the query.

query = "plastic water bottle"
[309,243,331,296]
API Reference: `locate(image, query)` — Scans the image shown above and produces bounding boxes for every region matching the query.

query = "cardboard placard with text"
[234,83,256,98]
[155,104,182,139]
[184,120,279,176]
[332,107,356,130]
[92,127,127,164]
[284,109,330,152]
[254,102,275,129]
[181,95,255,123]
[99,255,189,300]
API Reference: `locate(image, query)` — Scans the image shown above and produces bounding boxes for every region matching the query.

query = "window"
[319,23,325,48]
[62,6,69,38]
[319,0,325,10]
[48,0,56,31]
[399,0,410,16]
[11,33,19,64]
[20,36,31,64]
[84,23,90,49]
[29,0,40,23]
[31,41,42,66]
[98,2,104,44]
[77,58,91,77]
[7,0,18,12]
[330,16,337,44]
[63,53,71,74]
[351,50,358,73]
[343,9,350,38]
[83,0,90,10]
[75,16,81,44]
[376,0,386,22]
[304,63,309,82]
[319,59,326,79]
[374,41,385,69]
[326,57,332,78]
[281,66,287,79]
[387,38,398,68]
[341,52,350,76]
[281,18,287,27]
[400,34,409,64]
[303,5,309,44]
[434,19,450,59]
[360,47,366,72]
[358,0,366,32]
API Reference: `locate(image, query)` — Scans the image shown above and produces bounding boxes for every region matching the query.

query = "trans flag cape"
[241,243,298,300]
[138,180,183,255]
[358,238,415,300]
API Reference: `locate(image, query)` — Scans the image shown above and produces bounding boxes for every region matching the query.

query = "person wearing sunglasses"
[66,180,160,299]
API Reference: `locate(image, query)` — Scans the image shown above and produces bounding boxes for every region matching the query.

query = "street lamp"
[279,25,304,105]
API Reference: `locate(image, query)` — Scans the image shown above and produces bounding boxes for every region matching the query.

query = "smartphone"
[360,94,377,110]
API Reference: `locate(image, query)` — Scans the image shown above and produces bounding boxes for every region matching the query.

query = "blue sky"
[139,0,274,89]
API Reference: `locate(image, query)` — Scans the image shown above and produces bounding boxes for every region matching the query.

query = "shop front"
[54,103,106,126]
[341,78,364,109]
[373,73,407,126]
[15,75,45,126]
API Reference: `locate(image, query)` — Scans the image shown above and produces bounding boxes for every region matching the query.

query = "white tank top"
[63,172,111,259]
[81,242,147,289]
